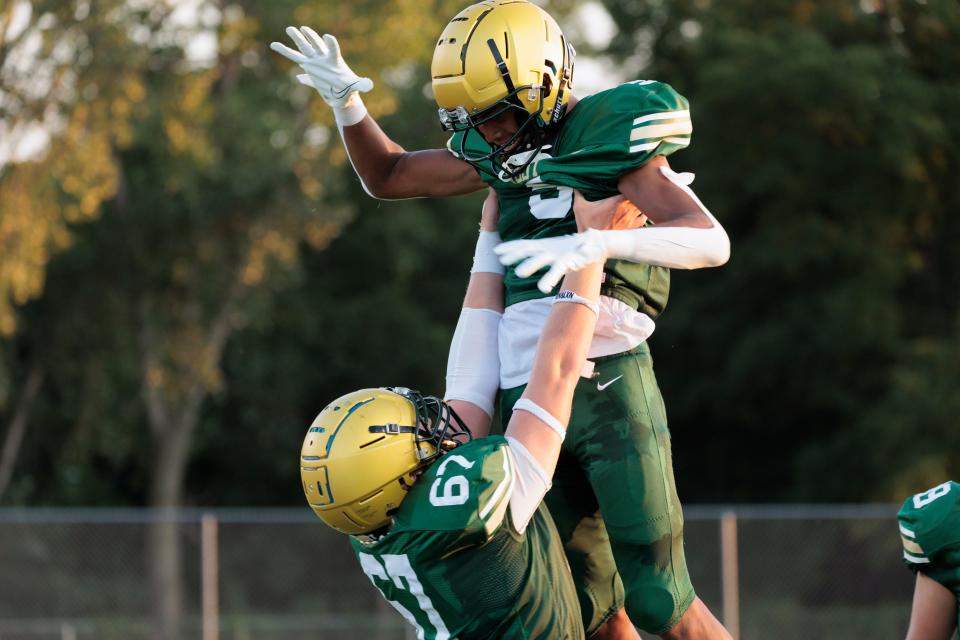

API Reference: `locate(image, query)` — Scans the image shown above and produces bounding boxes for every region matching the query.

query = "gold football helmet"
[300,387,471,535]
[431,0,575,176]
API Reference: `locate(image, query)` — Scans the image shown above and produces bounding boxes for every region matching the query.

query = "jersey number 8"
[913,482,952,509]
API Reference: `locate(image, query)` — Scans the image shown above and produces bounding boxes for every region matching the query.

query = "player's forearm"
[339,117,409,198]
[612,164,730,268]
[596,218,730,269]
[528,263,602,405]
[504,262,601,479]
[340,118,485,199]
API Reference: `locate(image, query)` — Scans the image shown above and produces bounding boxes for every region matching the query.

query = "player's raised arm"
[443,189,504,438]
[494,192,610,534]
[270,27,485,199]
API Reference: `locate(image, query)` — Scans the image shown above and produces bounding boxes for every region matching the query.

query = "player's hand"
[574,191,646,232]
[495,229,608,293]
[479,188,499,232]
[270,27,373,108]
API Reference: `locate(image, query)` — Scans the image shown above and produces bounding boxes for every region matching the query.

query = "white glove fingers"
[286,26,316,57]
[270,41,307,64]
[496,246,535,266]
[494,239,532,259]
[323,33,342,59]
[515,253,555,278]
[538,262,569,293]
[300,26,329,55]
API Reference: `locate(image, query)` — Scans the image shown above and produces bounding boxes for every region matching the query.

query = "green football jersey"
[448,81,690,311]
[350,436,583,640]
[898,481,960,637]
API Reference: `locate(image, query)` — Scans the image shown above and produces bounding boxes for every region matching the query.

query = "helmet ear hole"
[541,72,553,98]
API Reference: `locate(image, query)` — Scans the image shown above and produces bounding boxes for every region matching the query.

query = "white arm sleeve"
[600,166,730,269]
[472,230,506,275]
[444,308,501,417]
[505,436,551,535]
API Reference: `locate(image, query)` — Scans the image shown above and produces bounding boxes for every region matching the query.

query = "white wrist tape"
[600,167,730,270]
[444,308,502,417]
[471,230,505,275]
[512,398,566,441]
[333,92,368,128]
[553,290,600,317]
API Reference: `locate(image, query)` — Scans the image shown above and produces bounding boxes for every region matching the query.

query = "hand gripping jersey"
[448,80,692,312]
[350,437,583,640]
[898,481,960,637]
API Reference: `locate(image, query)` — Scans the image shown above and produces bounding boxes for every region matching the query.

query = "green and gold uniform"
[351,436,583,640]
[450,80,697,634]
[898,481,960,638]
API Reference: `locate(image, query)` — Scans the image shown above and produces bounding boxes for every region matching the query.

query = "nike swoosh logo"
[597,375,623,391]
[332,80,359,99]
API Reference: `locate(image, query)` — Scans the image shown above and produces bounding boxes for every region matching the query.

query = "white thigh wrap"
[444,308,502,417]
[512,398,566,441]
[505,436,551,535]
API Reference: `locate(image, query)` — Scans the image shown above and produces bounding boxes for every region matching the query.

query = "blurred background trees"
[0,0,957,513]
[1,0,957,635]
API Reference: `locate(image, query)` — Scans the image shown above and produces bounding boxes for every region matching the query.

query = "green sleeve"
[393,437,516,553]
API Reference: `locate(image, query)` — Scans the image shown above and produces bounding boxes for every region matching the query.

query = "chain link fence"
[0,506,914,639]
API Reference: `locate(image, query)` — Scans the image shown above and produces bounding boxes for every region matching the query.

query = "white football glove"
[270,27,373,125]
[495,229,608,293]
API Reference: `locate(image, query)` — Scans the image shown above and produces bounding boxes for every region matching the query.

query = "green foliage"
[626,0,960,500]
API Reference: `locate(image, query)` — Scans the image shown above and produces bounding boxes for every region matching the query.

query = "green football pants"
[501,343,695,635]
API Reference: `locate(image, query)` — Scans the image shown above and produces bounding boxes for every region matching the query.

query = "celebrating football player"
[300,189,623,639]
[898,481,960,640]
[273,1,731,637]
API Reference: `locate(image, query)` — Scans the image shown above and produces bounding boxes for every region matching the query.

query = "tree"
[1,0,472,636]
[592,0,960,500]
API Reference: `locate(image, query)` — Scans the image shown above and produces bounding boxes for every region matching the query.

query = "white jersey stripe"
[630,120,693,142]
[629,142,660,153]
[903,550,931,564]
[899,523,916,539]
[663,136,692,145]
[632,109,690,125]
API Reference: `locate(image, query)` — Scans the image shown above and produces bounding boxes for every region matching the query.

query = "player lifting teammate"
[300,190,628,638]
[274,2,731,637]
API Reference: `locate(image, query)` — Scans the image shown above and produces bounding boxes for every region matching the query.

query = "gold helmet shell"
[300,388,470,535]
[431,1,575,159]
